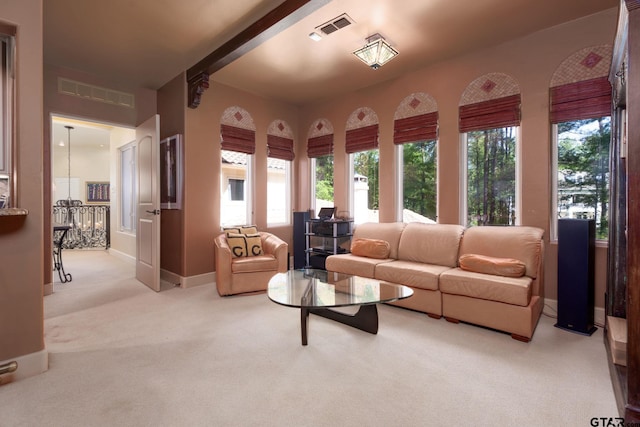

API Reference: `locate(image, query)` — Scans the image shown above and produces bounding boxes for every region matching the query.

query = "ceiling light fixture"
[308,32,322,42]
[352,33,398,70]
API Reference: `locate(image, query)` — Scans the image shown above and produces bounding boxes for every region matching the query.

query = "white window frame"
[349,149,380,225]
[395,140,439,223]
[220,152,253,227]
[459,127,521,227]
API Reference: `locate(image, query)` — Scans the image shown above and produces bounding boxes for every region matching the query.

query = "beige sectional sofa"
[325,222,545,342]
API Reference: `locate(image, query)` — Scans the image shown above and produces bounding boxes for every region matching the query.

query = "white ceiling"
[44,0,618,106]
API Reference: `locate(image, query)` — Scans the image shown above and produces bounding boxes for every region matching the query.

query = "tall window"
[220,150,252,227]
[266,123,294,226]
[554,117,610,239]
[398,141,437,223]
[394,96,439,223]
[219,108,256,227]
[346,108,379,224]
[351,149,379,224]
[307,119,334,212]
[312,155,333,209]
[119,142,136,232]
[459,74,521,227]
[0,28,15,208]
[464,127,517,226]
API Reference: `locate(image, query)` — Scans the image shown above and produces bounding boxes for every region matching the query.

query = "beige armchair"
[214,231,288,296]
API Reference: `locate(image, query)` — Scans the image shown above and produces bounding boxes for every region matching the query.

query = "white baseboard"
[543,298,605,327]
[107,248,135,264]
[0,349,48,385]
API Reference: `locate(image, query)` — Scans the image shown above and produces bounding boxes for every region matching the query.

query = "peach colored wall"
[183,82,298,277]
[295,8,618,308]
[158,73,186,276]
[0,1,44,361]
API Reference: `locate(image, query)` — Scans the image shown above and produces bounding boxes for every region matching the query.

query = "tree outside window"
[353,149,379,224]
[466,127,516,226]
[314,154,333,206]
[556,116,610,240]
[402,140,436,222]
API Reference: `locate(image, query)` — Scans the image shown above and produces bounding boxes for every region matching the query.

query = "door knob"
[145,209,161,215]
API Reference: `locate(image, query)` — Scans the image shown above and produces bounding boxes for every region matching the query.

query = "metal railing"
[53,200,110,249]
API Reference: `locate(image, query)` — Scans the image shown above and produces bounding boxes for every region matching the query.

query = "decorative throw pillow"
[226,233,263,258]
[459,253,526,277]
[350,238,390,259]
[223,226,241,236]
[223,225,258,236]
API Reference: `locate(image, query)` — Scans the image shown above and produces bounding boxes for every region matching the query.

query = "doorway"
[51,115,137,285]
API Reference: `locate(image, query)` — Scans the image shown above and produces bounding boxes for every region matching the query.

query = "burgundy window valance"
[267,134,295,161]
[220,124,255,154]
[459,94,521,133]
[307,134,334,158]
[550,77,611,123]
[394,111,439,144]
[345,124,379,154]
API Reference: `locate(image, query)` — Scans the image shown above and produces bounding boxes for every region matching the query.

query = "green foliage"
[315,155,334,202]
[466,127,516,226]
[354,150,379,210]
[403,140,437,220]
[557,117,610,240]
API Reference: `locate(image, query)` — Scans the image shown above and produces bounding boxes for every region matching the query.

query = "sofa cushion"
[459,226,543,278]
[397,223,465,267]
[440,268,532,307]
[352,222,406,260]
[231,254,278,273]
[459,254,526,278]
[226,233,263,258]
[350,238,390,259]
[375,260,452,291]
[325,254,393,278]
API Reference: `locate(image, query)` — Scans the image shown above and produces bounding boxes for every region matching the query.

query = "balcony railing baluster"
[53,201,110,249]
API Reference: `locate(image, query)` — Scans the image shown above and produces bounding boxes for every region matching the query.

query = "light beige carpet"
[0,250,619,426]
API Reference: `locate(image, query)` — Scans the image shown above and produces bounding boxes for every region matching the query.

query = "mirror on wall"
[0,25,16,209]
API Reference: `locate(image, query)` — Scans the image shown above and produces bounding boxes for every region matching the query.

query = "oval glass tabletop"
[267,269,413,309]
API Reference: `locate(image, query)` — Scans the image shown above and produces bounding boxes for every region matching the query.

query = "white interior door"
[136,114,161,291]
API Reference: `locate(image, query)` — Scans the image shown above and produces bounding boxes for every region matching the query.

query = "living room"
[1,0,638,424]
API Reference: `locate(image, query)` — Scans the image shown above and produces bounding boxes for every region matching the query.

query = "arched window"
[346,107,379,224]
[550,45,612,241]
[307,119,334,212]
[394,92,438,223]
[459,72,521,227]
[266,120,294,225]
[220,106,255,227]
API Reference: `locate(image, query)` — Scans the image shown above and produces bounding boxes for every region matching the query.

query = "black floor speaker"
[293,211,310,269]
[555,218,597,335]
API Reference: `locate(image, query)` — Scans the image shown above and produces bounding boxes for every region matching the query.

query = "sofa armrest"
[214,234,232,285]
[260,232,288,272]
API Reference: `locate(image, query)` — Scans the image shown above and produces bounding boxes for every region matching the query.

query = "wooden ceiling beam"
[187,0,330,108]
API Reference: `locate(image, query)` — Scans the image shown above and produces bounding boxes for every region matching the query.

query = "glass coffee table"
[267,269,413,345]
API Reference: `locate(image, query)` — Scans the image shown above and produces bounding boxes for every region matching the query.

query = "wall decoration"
[86,181,110,203]
[160,134,183,209]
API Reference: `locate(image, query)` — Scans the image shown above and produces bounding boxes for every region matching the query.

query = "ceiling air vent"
[316,13,354,36]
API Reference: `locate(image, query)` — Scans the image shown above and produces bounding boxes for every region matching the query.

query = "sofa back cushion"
[352,222,406,260]
[459,226,544,278]
[397,223,465,267]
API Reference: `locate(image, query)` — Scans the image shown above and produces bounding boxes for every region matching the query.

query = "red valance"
[345,124,379,154]
[550,77,611,123]
[220,124,255,154]
[459,94,521,133]
[267,134,295,161]
[394,112,439,144]
[307,134,334,158]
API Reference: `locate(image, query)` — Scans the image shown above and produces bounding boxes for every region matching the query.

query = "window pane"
[120,144,136,232]
[314,154,333,209]
[402,140,437,223]
[353,149,379,224]
[221,150,249,226]
[466,127,516,226]
[267,158,290,225]
[556,117,610,240]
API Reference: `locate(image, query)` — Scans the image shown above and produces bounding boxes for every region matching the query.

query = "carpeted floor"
[0,250,619,426]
